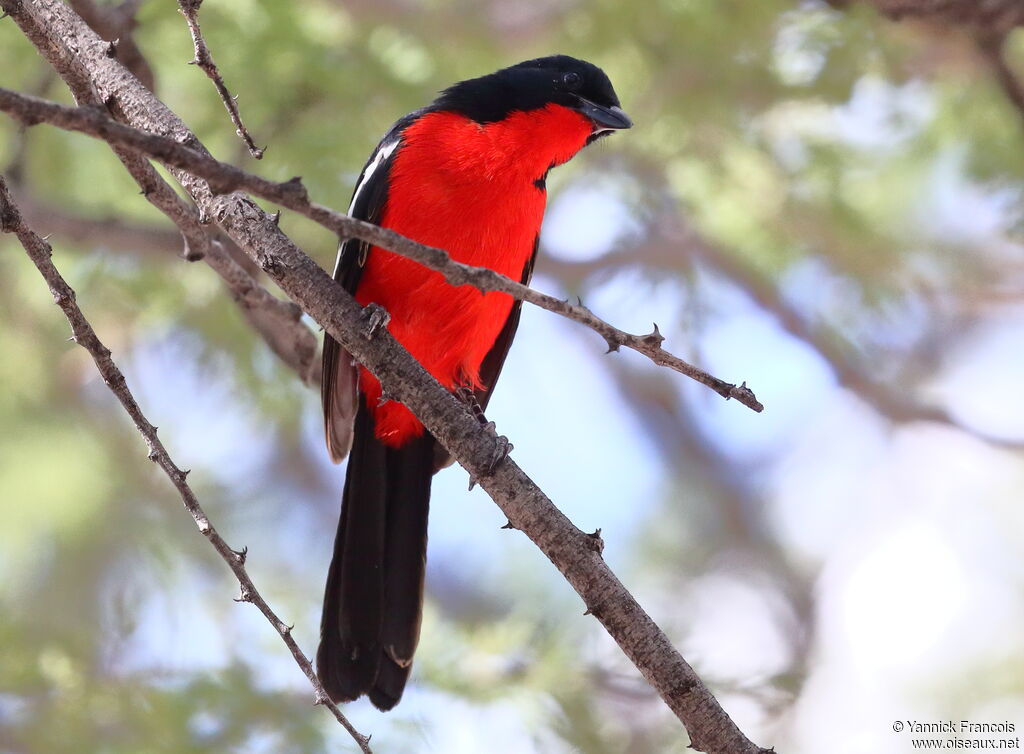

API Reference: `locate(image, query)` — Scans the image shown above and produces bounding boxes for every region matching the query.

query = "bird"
[317,54,631,710]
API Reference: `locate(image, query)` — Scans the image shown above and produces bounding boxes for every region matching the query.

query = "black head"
[434,55,632,132]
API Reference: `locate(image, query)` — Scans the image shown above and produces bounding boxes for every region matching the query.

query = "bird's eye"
[562,72,582,90]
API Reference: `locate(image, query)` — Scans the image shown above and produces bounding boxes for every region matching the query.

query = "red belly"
[354,112,554,446]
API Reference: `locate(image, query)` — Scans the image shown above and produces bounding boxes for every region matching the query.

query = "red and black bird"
[317,55,631,709]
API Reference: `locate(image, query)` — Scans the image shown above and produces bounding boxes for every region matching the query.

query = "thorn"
[467,475,478,492]
[105,39,119,57]
[233,586,253,603]
[282,175,308,201]
[585,528,605,555]
[187,58,198,66]
[583,607,592,616]
[270,210,281,226]
[279,622,293,636]
[233,546,248,564]
[643,322,665,346]
[501,520,515,530]
[605,339,621,354]
[575,295,584,306]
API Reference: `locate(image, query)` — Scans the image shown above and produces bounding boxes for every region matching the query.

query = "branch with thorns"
[0,174,372,754]
[177,0,264,158]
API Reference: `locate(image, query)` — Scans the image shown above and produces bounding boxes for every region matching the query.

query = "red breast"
[355,105,593,446]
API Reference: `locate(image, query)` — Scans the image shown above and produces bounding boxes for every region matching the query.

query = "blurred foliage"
[3,0,1024,752]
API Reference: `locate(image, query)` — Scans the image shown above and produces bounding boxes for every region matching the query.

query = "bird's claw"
[487,431,513,474]
[467,421,513,490]
[361,303,390,338]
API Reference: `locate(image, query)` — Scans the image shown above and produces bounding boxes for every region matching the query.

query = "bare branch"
[0,174,372,754]
[176,0,264,159]
[0,86,763,413]
[67,0,155,90]
[105,151,318,383]
[546,215,1024,449]
[113,149,317,384]
[13,191,183,255]
[0,60,315,385]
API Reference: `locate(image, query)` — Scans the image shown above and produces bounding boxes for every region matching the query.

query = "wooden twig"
[177,0,264,159]
[0,174,371,754]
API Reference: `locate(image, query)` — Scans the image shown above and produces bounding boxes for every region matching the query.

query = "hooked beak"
[572,97,633,131]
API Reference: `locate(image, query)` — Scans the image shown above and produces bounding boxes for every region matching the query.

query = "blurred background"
[3,0,1024,752]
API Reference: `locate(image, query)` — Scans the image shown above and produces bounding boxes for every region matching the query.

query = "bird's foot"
[361,303,391,338]
[482,420,513,474]
[455,386,485,423]
[457,388,513,489]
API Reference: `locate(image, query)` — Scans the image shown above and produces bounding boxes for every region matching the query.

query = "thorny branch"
[0,67,315,381]
[577,219,1024,450]
[12,190,183,254]
[0,86,763,413]
[177,0,264,159]
[0,1,772,749]
[67,0,155,90]
[103,145,318,384]
[0,175,372,754]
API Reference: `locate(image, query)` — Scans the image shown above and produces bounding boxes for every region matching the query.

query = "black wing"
[322,112,425,462]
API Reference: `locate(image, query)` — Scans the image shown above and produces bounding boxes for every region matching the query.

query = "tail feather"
[317,400,433,710]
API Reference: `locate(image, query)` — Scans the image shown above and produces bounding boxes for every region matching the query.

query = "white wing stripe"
[333,138,400,276]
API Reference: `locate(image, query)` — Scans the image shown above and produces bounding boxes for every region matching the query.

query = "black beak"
[573,97,633,131]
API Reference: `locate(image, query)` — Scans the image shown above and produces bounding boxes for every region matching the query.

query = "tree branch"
[176,0,264,159]
[0,84,317,382]
[548,215,1024,449]
[66,0,155,90]
[13,190,183,255]
[0,1,772,749]
[0,85,763,413]
[0,174,372,754]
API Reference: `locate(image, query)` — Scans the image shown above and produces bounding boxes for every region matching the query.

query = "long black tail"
[316,400,434,710]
